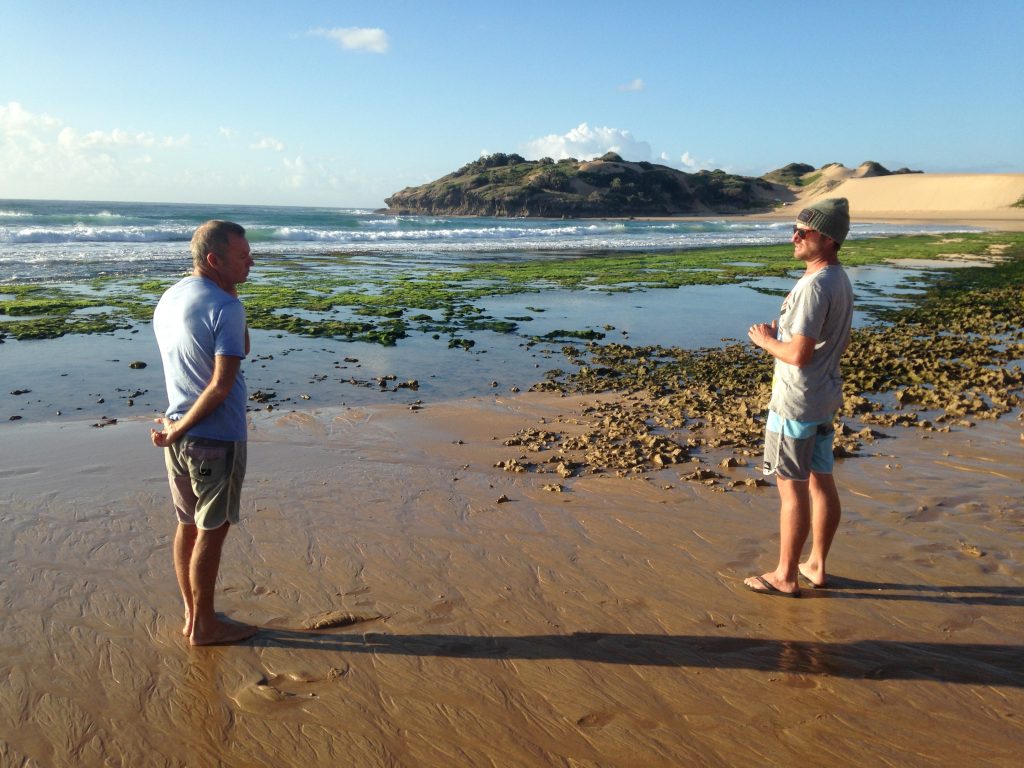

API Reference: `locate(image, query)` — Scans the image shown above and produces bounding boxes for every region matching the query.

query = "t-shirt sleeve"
[787,280,827,341]
[213,300,247,358]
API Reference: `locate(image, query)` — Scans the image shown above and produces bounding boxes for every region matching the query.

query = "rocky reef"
[494,243,1024,485]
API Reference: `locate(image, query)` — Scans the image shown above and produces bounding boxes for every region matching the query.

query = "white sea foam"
[0,225,191,244]
[0,199,979,283]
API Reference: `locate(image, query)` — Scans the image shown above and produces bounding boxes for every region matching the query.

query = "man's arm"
[151,354,242,447]
[748,321,818,368]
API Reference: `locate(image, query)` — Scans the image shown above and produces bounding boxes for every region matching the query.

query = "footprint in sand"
[576,711,615,728]
[232,664,351,715]
[424,596,464,625]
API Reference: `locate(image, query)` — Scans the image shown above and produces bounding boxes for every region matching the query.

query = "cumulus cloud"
[617,78,645,92]
[522,123,652,162]
[1,102,189,159]
[0,101,191,198]
[0,101,60,134]
[282,155,343,191]
[250,136,285,151]
[55,126,190,150]
[679,151,699,170]
[0,100,378,205]
[308,27,390,53]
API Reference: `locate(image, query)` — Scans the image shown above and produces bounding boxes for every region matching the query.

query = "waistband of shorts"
[767,410,833,439]
[180,435,240,448]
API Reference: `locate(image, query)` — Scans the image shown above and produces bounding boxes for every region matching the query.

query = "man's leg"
[189,522,256,646]
[174,523,198,636]
[799,471,842,587]
[745,476,810,595]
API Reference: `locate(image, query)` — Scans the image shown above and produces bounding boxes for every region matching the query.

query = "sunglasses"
[792,226,813,239]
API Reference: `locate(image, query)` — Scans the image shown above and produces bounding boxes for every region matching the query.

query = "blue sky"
[1,0,1021,207]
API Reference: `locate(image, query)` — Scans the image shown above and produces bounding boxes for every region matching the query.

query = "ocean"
[0,198,966,284]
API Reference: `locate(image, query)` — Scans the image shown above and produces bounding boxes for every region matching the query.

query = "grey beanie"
[797,197,850,244]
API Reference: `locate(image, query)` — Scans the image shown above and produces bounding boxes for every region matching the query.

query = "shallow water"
[0,257,941,427]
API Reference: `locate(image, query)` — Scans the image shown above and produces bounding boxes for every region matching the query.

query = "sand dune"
[795,173,1024,223]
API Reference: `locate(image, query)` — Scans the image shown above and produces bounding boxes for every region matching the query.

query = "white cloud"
[522,122,652,162]
[617,78,645,92]
[54,125,189,150]
[0,101,60,134]
[0,101,380,205]
[282,155,342,191]
[308,27,390,53]
[0,101,190,199]
[250,136,285,151]
[219,126,239,139]
[658,149,718,172]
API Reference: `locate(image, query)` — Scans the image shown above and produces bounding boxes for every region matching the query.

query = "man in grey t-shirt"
[744,198,854,597]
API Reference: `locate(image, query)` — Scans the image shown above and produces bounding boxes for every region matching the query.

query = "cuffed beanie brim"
[797,197,850,244]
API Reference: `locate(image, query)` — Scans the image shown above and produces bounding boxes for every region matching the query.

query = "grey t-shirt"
[768,264,853,422]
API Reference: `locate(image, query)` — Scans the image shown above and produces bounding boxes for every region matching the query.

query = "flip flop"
[745,575,800,598]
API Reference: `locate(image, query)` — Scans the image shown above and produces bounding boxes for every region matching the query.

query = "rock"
[128,361,147,369]
[720,457,747,468]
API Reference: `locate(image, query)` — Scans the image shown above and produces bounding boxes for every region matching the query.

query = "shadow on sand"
[248,629,1024,687]
[795,576,1024,608]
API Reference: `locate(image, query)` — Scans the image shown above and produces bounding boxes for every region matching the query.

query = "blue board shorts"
[165,437,247,529]
[761,410,835,481]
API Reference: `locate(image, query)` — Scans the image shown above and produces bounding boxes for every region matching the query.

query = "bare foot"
[798,562,826,588]
[182,610,193,637]
[190,618,258,647]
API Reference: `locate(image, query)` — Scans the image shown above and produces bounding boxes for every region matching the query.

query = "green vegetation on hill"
[384,152,790,217]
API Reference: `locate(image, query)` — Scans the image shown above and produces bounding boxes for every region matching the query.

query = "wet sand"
[1,393,1021,766]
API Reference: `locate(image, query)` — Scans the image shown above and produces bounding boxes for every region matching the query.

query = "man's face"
[791,225,831,262]
[214,233,253,287]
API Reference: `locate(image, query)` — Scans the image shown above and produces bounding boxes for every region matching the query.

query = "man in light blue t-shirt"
[744,198,854,598]
[152,220,257,645]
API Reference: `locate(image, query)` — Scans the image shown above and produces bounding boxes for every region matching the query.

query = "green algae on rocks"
[3,232,1022,343]
[521,239,1024,480]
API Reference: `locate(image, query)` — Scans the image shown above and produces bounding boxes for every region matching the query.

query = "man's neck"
[803,255,840,275]
[193,266,232,293]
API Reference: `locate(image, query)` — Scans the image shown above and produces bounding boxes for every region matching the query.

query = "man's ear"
[205,251,220,269]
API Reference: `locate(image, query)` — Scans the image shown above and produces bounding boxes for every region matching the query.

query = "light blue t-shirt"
[153,275,247,441]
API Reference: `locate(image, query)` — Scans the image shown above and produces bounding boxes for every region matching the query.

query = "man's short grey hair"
[191,220,246,269]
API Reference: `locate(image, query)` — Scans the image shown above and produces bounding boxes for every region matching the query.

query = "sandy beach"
[1,394,1022,766]
[3,176,1024,767]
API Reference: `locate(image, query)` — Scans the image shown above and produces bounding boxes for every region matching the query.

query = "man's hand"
[748,320,777,350]
[151,417,177,447]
